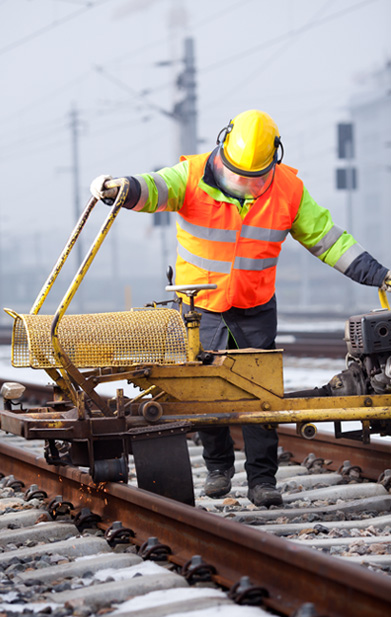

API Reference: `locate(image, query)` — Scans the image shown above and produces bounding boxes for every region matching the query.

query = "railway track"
[0,426,389,617]
[0,366,390,616]
[275,331,346,358]
[0,328,346,357]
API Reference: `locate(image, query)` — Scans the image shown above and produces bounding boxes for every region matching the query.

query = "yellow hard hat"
[218,110,282,176]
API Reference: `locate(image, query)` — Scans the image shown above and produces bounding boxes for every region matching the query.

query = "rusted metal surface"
[0,440,389,617]
[0,379,53,405]
[278,426,391,481]
[230,425,391,481]
[3,391,391,428]
[1,376,389,484]
[277,332,346,357]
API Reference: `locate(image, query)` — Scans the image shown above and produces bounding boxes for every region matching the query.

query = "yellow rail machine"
[1,180,390,505]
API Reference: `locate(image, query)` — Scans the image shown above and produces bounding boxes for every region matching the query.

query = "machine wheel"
[297,422,317,439]
[139,400,163,423]
[92,455,129,483]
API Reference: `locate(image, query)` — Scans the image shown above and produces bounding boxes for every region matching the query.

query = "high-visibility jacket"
[175,152,303,311]
[131,150,387,310]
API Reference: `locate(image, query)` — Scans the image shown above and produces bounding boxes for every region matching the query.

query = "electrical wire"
[0,0,113,57]
[0,0,385,158]
[93,66,175,119]
[96,0,258,68]
[91,0,381,132]
[203,0,335,107]
[201,0,378,74]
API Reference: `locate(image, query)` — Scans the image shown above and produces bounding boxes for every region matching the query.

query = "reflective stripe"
[177,215,237,243]
[234,256,278,271]
[307,225,344,257]
[150,172,169,212]
[178,243,278,274]
[132,176,149,211]
[132,173,169,212]
[178,216,288,243]
[177,243,232,274]
[241,225,288,242]
[334,243,364,273]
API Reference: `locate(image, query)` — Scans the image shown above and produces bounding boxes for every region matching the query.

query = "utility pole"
[69,105,84,312]
[336,122,357,309]
[0,212,2,325]
[154,36,198,287]
[174,37,198,156]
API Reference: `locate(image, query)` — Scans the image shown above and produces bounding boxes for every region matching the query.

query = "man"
[90,109,391,508]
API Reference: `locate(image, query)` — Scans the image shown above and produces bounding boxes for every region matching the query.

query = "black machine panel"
[346,309,391,356]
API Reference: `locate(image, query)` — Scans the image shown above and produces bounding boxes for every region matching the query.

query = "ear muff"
[216,121,233,146]
[274,136,284,165]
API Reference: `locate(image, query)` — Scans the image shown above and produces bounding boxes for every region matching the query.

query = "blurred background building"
[0,1,390,325]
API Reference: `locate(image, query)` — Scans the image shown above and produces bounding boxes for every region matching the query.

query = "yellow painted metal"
[135,392,391,419]
[186,320,202,362]
[49,179,132,413]
[379,288,390,310]
[3,198,102,403]
[124,349,390,422]
[136,405,391,427]
[7,309,188,369]
[29,197,98,316]
[3,181,391,434]
[129,350,285,402]
[5,179,130,413]
[139,404,391,425]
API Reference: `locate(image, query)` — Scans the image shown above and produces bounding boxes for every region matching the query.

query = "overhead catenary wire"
[93,66,175,120]
[203,0,335,109]
[0,0,113,57]
[99,0,258,69]
[0,0,385,161]
[201,0,379,74]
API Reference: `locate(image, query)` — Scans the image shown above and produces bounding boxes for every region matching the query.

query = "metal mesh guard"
[9,308,189,369]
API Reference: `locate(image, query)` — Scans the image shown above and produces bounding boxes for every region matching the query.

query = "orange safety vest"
[176,152,304,312]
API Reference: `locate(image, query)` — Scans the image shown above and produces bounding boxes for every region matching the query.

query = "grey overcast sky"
[1,0,390,246]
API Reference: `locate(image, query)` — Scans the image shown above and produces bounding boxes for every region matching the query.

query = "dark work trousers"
[194,296,279,489]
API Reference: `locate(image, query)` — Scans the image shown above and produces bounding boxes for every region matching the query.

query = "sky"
[0,0,390,312]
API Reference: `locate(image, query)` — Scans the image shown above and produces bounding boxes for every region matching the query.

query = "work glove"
[380,270,391,291]
[90,174,118,204]
[90,175,141,209]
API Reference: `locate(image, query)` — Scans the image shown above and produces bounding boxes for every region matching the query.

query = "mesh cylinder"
[9,308,189,369]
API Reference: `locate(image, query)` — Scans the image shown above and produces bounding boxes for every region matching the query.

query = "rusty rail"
[1,377,389,480]
[0,440,389,617]
[229,426,391,481]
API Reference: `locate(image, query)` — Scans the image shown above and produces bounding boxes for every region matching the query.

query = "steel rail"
[229,425,391,481]
[1,377,389,478]
[0,330,347,355]
[277,426,391,480]
[0,441,389,617]
[1,378,389,480]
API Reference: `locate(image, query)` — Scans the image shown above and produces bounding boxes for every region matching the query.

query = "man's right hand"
[381,271,391,292]
[90,174,118,203]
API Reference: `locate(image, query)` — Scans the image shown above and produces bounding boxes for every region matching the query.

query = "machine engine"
[329,309,391,397]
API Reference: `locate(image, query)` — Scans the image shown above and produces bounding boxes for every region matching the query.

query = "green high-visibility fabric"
[135,164,357,267]
[135,161,188,213]
[291,187,357,267]
[136,160,254,218]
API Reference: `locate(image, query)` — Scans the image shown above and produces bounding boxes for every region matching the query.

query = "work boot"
[204,466,235,498]
[247,483,283,508]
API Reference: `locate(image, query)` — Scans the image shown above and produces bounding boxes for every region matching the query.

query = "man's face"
[213,149,274,200]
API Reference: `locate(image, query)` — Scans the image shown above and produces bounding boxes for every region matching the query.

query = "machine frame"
[1,180,390,503]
